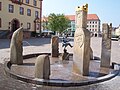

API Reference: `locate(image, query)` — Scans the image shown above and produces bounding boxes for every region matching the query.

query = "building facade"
[87,14,100,37]
[0,0,42,38]
[66,14,101,37]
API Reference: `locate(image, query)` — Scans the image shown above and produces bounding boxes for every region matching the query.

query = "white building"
[87,14,100,37]
[66,14,101,37]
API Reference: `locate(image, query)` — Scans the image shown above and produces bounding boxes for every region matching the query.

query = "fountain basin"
[4,53,120,87]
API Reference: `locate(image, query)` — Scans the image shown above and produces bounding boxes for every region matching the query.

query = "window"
[36,24,39,30]
[33,0,37,6]
[93,21,94,24]
[90,21,91,24]
[11,0,23,4]
[92,25,94,27]
[0,2,2,11]
[27,9,31,16]
[35,11,39,18]
[20,7,24,15]
[27,23,31,29]
[26,0,29,4]
[9,4,14,13]
[95,21,97,24]
[0,18,1,28]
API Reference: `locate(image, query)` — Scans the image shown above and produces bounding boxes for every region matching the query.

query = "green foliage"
[47,13,70,34]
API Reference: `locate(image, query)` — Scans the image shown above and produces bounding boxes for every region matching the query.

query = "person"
[62,36,73,49]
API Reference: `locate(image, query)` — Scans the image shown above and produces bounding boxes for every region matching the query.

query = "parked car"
[111,35,119,41]
[41,30,54,38]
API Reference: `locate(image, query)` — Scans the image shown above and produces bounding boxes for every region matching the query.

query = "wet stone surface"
[11,56,114,82]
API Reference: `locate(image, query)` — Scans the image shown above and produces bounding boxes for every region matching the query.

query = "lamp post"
[39,0,43,35]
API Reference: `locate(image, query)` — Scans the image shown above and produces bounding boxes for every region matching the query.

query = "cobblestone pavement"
[0,37,120,90]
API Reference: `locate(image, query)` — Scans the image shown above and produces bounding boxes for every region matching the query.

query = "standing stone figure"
[101,23,112,68]
[73,4,91,76]
[10,27,23,65]
[35,55,50,79]
[51,36,59,57]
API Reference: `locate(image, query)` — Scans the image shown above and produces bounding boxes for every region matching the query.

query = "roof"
[66,15,75,21]
[66,14,100,21]
[42,14,100,21]
[42,16,48,21]
[87,14,99,20]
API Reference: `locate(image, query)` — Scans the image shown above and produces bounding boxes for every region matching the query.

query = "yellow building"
[0,0,42,38]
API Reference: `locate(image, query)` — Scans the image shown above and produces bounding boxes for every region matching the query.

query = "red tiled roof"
[87,14,99,20]
[42,16,48,21]
[66,15,75,21]
[42,14,99,21]
[66,14,99,21]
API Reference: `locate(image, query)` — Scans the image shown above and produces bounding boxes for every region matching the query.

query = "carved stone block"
[10,27,23,65]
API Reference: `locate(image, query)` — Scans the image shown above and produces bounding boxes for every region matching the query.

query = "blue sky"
[42,0,120,27]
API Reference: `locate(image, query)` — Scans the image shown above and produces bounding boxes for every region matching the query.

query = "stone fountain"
[4,4,119,87]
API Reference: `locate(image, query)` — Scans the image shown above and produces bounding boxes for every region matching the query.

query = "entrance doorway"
[95,33,97,37]
[11,19,20,32]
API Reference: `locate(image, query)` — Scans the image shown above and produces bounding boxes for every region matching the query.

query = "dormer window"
[11,0,23,5]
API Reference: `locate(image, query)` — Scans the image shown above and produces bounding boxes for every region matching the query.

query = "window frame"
[33,0,37,6]
[35,11,39,18]
[27,22,31,29]
[26,0,29,4]
[11,0,23,5]
[27,9,31,16]
[9,4,14,13]
[20,7,24,15]
[36,24,39,30]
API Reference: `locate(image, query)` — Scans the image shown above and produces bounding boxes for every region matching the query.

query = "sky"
[42,0,120,27]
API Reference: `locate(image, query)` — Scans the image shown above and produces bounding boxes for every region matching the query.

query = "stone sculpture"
[10,27,23,65]
[101,23,112,68]
[35,55,50,79]
[51,36,59,57]
[73,4,91,76]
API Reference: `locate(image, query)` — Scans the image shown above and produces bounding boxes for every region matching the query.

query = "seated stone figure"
[62,36,73,49]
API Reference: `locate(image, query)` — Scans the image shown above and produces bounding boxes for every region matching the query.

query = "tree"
[47,13,70,35]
